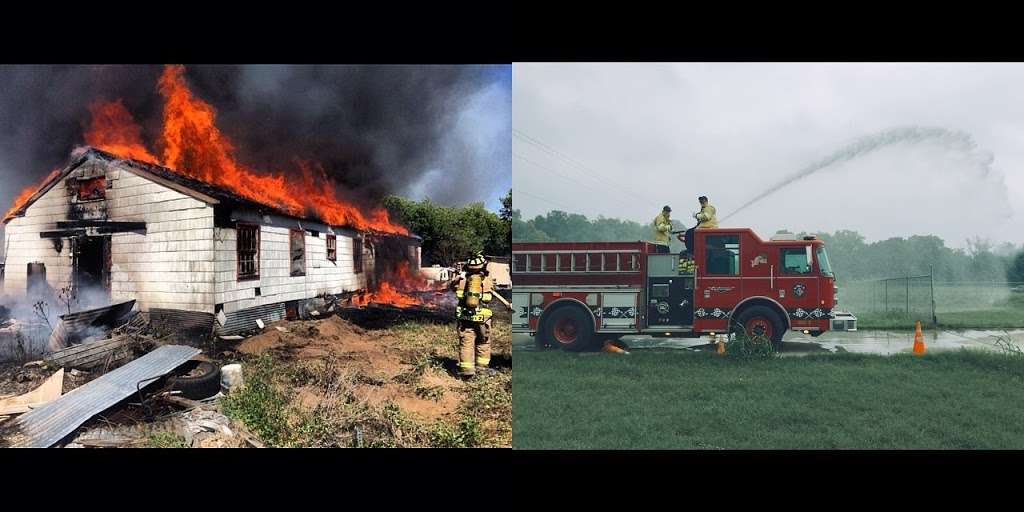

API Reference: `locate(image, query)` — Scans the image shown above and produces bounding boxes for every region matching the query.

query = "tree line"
[513,208,1024,283]
[384,189,511,267]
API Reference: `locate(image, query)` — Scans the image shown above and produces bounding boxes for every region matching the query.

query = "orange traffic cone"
[716,335,726,355]
[603,340,630,354]
[912,320,926,354]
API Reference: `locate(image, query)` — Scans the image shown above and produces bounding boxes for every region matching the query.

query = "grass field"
[513,348,1024,449]
[843,284,1024,330]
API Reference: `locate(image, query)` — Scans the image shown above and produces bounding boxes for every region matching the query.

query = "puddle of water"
[513,329,1024,356]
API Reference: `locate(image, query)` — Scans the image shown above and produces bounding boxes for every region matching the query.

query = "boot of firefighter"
[458,322,476,377]
[474,321,492,376]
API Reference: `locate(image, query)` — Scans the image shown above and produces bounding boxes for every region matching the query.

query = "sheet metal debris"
[48,299,136,349]
[7,345,200,448]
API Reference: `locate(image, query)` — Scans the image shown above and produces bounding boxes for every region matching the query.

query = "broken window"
[237,223,260,280]
[326,233,337,262]
[290,229,306,277]
[76,177,106,201]
[353,235,363,274]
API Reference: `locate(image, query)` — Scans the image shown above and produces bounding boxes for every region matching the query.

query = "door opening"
[74,236,110,303]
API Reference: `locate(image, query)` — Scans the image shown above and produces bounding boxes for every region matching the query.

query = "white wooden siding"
[215,224,371,314]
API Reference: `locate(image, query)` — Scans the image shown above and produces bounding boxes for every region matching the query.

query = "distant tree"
[499,189,512,223]
[1008,251,1024,283]
[384,196,508,265]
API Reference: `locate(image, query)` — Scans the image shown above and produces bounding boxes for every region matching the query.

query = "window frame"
[289,228,307,277]
[236,223,260,281]
[353,234,364,274]
[75,176,106,201]
[704,235,741,276]
[779,247,813,275]
[326,233,337,262]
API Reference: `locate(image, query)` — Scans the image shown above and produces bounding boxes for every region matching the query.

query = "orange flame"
[351,281,421,308]
[350,261,441,308]
[3,168,61,221]
[84,99,159,163]
[75,64,407,235]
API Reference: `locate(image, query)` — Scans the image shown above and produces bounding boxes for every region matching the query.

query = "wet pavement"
[512,328,1024,356]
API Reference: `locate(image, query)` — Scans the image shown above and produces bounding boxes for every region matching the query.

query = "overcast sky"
[514,63,1024,249]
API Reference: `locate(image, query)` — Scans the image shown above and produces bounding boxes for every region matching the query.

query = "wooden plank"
[0,369,64,415]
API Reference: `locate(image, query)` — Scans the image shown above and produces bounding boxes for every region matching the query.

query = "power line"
[513,153,638,210]
[514,188,574,213]
[512,129,662,205]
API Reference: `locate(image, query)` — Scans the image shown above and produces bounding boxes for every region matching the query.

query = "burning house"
[1,146,422,337]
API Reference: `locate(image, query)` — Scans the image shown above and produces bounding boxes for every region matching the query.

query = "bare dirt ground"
[213,310,512,447]
[2,308,511,448]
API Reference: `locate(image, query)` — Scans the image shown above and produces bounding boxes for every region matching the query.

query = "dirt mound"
[232,315,466,422]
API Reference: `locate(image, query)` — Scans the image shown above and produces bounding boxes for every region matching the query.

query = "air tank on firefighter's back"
[466,274,483,308]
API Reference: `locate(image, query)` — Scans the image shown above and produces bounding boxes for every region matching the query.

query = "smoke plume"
[0,64,505,218]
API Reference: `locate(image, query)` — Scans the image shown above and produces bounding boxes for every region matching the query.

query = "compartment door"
[512,293,530,330]
[600,292,638,330]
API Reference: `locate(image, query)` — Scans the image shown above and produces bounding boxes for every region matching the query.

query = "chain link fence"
[841,267,1024,328]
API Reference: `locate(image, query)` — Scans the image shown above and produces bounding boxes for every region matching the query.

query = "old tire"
[169,360,222,400]
[540,305,596,352]
[732,306,785,351]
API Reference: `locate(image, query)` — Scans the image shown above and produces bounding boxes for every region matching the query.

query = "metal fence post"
[884,279,888,312]
[906,273,910,318]
[929,265,937,329]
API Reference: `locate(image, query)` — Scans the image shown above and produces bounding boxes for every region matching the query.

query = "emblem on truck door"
[793,283,806,297]
[656,302,670,315]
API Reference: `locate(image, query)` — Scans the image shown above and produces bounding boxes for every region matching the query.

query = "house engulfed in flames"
[1,146,421,336]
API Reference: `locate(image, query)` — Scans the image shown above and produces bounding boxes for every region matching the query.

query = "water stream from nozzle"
[720,126,981,223]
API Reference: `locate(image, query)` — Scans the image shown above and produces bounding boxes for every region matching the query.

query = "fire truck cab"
[511,228,857,351]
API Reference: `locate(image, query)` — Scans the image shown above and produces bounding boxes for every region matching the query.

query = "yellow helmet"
[465,253,487,267]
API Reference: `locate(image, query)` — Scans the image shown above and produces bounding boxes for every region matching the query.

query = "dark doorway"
[27,262,47,297]
[74,236,110,301]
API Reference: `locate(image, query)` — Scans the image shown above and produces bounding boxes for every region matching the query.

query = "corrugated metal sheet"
[218,302,287,336]
[9,345,201,448]
[149,309,215,342]
[47,300,136,349]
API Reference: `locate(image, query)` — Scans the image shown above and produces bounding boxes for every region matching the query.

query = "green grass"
[513,348,1024,449]
[844,286,1024,330]
[145,431,188,448]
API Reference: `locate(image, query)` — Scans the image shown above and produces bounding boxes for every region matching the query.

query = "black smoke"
[0,64,503,217]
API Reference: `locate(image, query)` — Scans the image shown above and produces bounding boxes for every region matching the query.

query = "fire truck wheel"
[541,305,596,352]
[732,306,785,351]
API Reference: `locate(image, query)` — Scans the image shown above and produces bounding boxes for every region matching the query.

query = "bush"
[724,332,776,361]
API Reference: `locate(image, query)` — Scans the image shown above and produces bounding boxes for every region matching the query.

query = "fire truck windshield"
[816,246,834,277]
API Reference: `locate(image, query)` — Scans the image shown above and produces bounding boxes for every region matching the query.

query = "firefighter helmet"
[465,253,487,269]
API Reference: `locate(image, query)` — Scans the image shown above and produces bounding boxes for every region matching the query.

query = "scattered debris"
[168,361,222,400]
[0,369,63,416]
[44,335,140,370]
[47,300,137,349]
[220,364,243,393]
[4,345,200,448]
[255,319,265,330]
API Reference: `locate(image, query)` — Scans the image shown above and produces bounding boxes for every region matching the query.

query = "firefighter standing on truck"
[652,205,673,253]
[450,253,496,378]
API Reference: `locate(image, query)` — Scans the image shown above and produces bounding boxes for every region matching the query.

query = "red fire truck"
[511,228,857,351]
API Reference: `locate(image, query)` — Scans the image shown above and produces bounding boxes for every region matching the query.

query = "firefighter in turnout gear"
[652,205,673,253]
[450,253,496,378]
[694,196,718,229]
